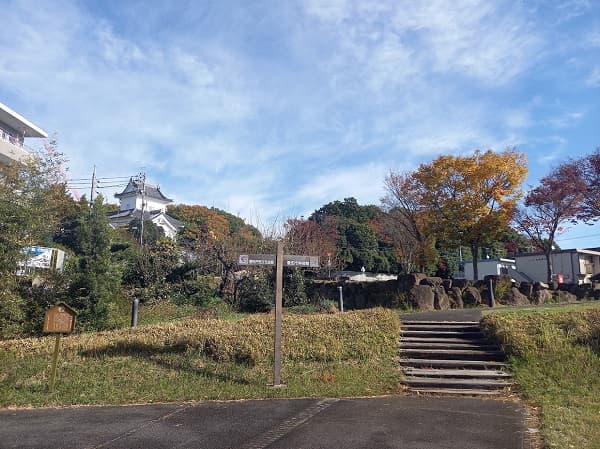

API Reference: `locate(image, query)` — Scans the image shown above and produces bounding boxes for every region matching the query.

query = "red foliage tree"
[283,217,340,272]
[514,161,587,283]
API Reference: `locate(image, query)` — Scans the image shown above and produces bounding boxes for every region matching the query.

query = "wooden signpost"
[239,244,319,387]
[43,303,76,392]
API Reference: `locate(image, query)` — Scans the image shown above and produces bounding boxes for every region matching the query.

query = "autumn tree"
[382,172,437,272]
[283,217,340,271]
[514,160,587,283]
[168,204,264,298]
[412,149,528,280]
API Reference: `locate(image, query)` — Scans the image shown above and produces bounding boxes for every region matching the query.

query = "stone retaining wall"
[306,274,599,311]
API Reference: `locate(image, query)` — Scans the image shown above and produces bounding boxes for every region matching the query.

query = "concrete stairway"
[400,320,512,396]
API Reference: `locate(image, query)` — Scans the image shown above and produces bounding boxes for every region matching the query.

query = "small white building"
[17,246,66,275]
[0,101,47,166]
[457,258,517,280]
[108,178,183,239]
[514,249,600,284]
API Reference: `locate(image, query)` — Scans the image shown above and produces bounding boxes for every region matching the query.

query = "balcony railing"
[0,126,35,153]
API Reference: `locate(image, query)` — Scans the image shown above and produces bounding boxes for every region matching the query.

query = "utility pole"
[138,172,146,247]
[89,165,96,205]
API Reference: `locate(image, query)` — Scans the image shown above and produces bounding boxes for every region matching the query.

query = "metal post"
[131,298,139,327]
[49,334,61,392]
[273,241,284,386]
[338,286,344,312]
[487,278,495,307]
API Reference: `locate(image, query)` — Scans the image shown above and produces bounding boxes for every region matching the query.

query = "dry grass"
[0,308,401,407]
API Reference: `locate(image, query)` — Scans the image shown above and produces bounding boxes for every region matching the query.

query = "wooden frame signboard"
[43,303,76,334]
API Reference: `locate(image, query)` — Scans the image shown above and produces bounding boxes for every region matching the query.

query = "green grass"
[137,302,246,326]
[482,305,600,449]
[0,308,401,407]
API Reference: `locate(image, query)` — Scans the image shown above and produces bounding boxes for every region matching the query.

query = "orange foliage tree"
[168,205,264,297]
[412,149,528,280]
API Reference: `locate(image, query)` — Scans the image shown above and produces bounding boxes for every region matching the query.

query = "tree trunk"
[471,244,480,281]
[545,250,553,284]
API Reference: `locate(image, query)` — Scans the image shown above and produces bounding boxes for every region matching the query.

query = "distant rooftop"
[0,101,47,138]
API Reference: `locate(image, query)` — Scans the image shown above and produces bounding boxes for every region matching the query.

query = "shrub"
[283,267,308,307]
[172,276,221,307]
[0,289,25,340]
[237,272,273,313]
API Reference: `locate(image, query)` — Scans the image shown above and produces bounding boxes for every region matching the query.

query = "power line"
[66,176,131,182]
[556,233,600,242]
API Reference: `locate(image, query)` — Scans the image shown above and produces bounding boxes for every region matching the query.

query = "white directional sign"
[283,255,320,267]
[238,254,275,266]
[238,254,319,267]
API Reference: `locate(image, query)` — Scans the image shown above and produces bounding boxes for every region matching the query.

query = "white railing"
[0,126,35,153]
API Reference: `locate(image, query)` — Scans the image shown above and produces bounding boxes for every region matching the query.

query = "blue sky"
[1,0,600,247]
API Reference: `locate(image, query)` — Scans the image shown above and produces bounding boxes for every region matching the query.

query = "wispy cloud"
[0,0,599,234]
[586,67,600,87]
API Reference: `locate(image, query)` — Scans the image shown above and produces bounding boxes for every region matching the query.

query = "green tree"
[0,142,70,338]
[310,198,397,272]
[128,218,165,246]
[122,239,180,302]
[68,196,123,330]
[283,267,308,307]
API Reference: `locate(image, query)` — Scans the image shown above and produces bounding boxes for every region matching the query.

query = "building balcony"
[0,126,32,165]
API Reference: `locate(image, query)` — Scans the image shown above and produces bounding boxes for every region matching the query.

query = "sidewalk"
[0,396,531,449]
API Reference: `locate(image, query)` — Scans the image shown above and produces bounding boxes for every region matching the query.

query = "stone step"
[400,336,491,344]
[401,330,484,339]
[400,348,505,361]
[403,377,512,390]
[401,320,480,326]
[400,341,498,350]
[402,324,481,332]
[402,367,512,379]
[400,358,509,369]
[405,388,503,396]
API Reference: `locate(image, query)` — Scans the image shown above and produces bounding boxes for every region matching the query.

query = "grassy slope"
[0,309,401,407]
[482,304,600,449]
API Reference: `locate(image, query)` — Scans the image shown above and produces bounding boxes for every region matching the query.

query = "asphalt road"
[0,396,531,449]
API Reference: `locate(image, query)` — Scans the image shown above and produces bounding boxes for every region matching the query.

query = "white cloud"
[295,162,389,207]
[547,111,585,127]
[505,109,533,129]
[305,0,541,87]
[586,67,600,87]
[587,29,600,47]
[1,0,597,235]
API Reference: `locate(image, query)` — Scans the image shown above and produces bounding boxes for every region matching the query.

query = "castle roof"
[107,208,184,229]
[114,178,172,203]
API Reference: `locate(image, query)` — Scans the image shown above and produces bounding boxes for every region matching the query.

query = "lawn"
[481,303,600,449]
[0,308,402,407]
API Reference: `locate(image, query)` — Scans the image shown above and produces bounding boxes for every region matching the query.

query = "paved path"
[401,308,484,322]
[0,396,531,449]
